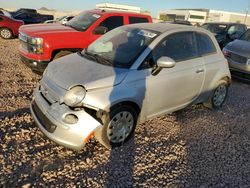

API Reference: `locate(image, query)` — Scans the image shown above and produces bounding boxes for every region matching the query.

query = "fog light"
[33,62,37,66]
[64,114,78,124]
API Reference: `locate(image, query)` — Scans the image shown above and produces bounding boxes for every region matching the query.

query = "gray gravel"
[0,38,250,187]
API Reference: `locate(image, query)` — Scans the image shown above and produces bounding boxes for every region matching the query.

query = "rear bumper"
[230,67,250,81]
[30,87,102,150]
[20,54,49,74]
[227,58,250,81]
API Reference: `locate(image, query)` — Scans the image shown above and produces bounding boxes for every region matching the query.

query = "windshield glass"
[85,27,159,68]
[56,16,66,21]
[202,24,227,34]
[65,11,101,31]
[240,30,250,41]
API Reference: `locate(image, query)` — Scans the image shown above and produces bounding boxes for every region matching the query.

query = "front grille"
[32,101,57,133]
[230,53,247,64]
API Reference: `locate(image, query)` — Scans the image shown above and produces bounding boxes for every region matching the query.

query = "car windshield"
[65,11,101,31]
[240,30,250,42]
[202,24,227,34]
[84,27,159,68]
[56,16,67,21]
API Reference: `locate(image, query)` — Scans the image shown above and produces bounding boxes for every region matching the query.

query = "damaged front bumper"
[30,87,102,151]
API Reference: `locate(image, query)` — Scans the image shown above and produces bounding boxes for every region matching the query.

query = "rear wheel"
[203,80,229,109]
[53,50,72,60]
[0,28,13,39]
[95,105,138,148]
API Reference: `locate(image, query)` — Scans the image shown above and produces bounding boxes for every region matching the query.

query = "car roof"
[89,9,150,17]
[203,22,245,26]
[125,23,207,34]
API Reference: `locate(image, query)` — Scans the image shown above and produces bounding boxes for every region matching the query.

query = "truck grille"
[230,53,247,64]
[31,101,57,133]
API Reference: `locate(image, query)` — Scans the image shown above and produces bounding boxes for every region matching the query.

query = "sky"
[0,0,250,17]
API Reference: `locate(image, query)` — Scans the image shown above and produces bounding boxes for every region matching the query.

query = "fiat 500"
[30,23,231,150]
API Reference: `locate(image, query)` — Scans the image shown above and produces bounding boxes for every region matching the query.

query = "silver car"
[223,29,250,81]
[30,23,231,150]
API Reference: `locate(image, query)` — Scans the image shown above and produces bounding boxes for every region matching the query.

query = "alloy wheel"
[213,84,227,107]
[0,29,12,39]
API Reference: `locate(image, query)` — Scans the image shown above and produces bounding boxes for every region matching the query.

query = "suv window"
[228,25,237,35]
[129,17,149,24]
[236,24,246,33]
[196,33,216,56]
[240,29,250,41]
[99,16,124,32]
[15,13,28,19]
[153,32,198,62]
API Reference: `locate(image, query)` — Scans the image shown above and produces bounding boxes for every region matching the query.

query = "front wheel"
[203,80,229,109]
[0,28,13,39]
[95,105,138,148]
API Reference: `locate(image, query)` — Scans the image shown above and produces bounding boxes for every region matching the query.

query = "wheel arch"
[50,48,82,61]
[109,100,141,116]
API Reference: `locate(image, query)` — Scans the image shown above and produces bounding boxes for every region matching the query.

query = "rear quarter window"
[196,33,217,56]
[129,17,149,24]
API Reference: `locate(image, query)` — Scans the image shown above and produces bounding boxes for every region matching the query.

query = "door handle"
[196,69,204,73]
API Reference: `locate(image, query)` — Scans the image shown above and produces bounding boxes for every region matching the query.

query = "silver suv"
[30,23,231,150]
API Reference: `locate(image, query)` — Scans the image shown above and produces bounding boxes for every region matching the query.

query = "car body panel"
[31,87,101,150]
[45,53,129,90]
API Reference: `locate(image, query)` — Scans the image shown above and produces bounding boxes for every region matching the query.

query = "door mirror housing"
[157,56,176,68]
[93,26,108,35]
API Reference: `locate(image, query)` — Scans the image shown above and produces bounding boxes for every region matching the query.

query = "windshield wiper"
[81,51,113,66]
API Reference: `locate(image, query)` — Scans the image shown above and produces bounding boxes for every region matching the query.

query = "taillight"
[223,50,231,58]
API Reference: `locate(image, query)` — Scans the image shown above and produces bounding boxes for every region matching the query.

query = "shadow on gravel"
[173,86,250,187]
[0,107,29,119]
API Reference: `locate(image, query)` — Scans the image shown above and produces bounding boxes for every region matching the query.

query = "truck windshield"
[65,11,101,32]
[202,24,227,34]
[84,27,158,68]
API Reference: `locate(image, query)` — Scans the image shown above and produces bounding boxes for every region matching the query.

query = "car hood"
[225,39,250,58]
[19,23,80,36]
[45,53,129,90]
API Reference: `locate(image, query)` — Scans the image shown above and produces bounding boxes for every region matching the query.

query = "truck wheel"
[53,50,72,60]
[95,105,138,148]
[203,80,229,109]
[0,28,13,39]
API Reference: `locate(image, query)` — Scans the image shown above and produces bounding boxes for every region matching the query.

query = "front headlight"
[28,37,43,45]
[64,86,86,107]
[27,37,44,54]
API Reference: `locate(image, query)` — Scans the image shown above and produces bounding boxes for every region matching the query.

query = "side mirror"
[93,26,108,35]
[157,56,176,68]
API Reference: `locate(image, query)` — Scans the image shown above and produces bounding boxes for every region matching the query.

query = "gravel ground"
[0,38,250,187]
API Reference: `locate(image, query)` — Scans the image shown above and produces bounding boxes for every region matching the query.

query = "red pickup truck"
[18,9,152,73]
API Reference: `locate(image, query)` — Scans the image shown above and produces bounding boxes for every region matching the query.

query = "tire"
[203,80,229,109]
[95,105,138,148]
[0,28,13,39]
[53,50,72,60]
